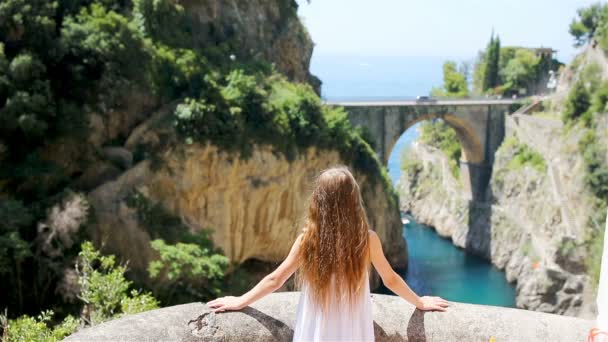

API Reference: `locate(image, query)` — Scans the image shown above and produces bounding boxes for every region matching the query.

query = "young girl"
[208,166,449,341]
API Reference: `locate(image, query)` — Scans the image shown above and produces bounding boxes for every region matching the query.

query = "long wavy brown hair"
[297,166,371,312]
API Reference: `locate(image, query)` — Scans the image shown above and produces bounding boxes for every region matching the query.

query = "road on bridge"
[324,99,522,106]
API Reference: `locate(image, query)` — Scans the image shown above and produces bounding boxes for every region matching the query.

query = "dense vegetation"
[564,3,608,286]
[471,34,561,96]
[0,0,392,339]
[1,242,160,341]
[431,31,561,98]
[430,61,469,98]
[417,120,462,179]
[500,137,546,173]
[569,2,608,52]
[173,71,387,182]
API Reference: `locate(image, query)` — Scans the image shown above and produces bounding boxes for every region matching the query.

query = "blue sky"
[297,0,601,62]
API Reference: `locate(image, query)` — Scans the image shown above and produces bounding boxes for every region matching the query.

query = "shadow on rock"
[406,309,426,342]
[242,306,294,341]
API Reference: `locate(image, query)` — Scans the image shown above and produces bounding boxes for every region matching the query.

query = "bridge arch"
[384,112,484,166]
[339,101,514,201]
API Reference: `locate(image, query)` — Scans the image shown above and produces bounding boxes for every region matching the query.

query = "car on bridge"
[416,95,437,103]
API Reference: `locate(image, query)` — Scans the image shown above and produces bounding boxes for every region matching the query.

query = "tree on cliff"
[483,32,501,92]
[430,61,469,98]
[500,49,539,95]
[569,3,607,47]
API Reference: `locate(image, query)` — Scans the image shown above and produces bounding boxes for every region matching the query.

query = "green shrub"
[76,241,159,325]
[419,120,462,179]
[507,142,546,173]
[586,205,606,287]
[563,81,592,123]
[587,81,608,125]
[1,242,159,340]
[0,311,79,342]
[579,130,608,201]
[400,149,424,185]
[148,239,229,303]
[173,70,390,190]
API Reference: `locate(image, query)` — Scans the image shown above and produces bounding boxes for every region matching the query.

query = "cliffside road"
[325,99,521,107]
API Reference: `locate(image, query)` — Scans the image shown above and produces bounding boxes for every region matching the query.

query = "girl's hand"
[416,296,450,311]
[207,296,246,313]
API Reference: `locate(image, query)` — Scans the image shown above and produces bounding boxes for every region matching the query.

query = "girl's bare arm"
[369,230,449,311]
[207,235,302,312]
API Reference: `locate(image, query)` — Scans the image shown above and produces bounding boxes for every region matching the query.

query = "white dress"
[293,272,374,341]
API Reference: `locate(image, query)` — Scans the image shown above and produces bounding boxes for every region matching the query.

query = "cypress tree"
[491,35,501,88]
[483,32,501,91]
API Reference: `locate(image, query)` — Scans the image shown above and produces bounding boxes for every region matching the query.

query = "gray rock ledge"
[64,292,593,341]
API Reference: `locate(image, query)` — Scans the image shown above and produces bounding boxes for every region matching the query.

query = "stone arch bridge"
[330,99,519,201]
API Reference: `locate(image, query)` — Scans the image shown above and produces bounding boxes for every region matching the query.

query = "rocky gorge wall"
[398,113,599,317]
[182,0,320,91]
[62,0,405,288]
[64,292,594,342]
[397,46,608,318]
[89,139,406,280]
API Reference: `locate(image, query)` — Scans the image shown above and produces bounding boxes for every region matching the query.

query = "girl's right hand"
[416,296,450,311]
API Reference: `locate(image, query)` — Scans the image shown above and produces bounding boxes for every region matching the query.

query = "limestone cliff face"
[89,142,406,279]
[183,0,320,91]
[398,115,599,317]
[55,0,320,190]
[80,0,405,288]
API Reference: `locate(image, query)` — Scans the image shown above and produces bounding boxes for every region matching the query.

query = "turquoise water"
[311,55,516,307]
[399,215,516,307]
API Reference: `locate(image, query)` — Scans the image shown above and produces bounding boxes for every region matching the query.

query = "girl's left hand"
[207,296,246,313]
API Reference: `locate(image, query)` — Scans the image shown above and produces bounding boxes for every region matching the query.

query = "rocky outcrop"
[64,292,593,342]
[76,0,405,291]
[398,114,598,317]
[89,140,406,279]
[183,0,320,91]
[61,0,321,193]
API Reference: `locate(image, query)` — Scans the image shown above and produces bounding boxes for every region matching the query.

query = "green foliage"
[173,71,388,187]
[573,63,607,127]
[563,81,592,123]
[133,0,192,48]
[2,241,160,340]
[581,62,603,92]
[119,290,160,316]
[0,199,33,274]
[151,45,209,99]
[419,120,461,179]
[1,310,79,342]
[589,80,608,115]
[503,138,546,173]
[472,34,561,95]
[569,3,607,46]
[61,3,153,104]
[125,190,201,243]
[76,241,159,325]
[483,32,501,92]
[0,0,394,326]
[400,148,424,182]
[500,49,540,94]
[588,221,605,286]
[148,239,229,302]
[430,61,469,98]
[126,190,230,303]
[579,130,608,201]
